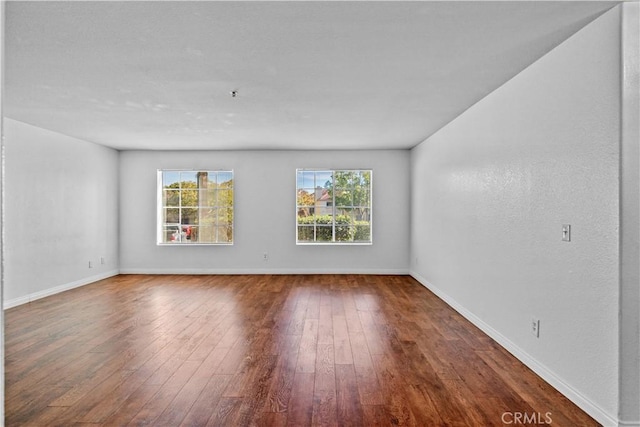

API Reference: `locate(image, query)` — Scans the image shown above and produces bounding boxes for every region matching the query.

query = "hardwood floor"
[5,275,599,426]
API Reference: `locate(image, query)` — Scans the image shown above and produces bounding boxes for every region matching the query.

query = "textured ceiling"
[4,1,617,151]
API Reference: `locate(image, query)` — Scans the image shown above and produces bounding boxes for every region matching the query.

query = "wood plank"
[263,333,301,414]
[296,319,318,373]
[332,315,353,365]
[100,385,161,427]
[205,397,243,427]
[371,352,418,426]
[312,341,337,426]
[126,359,202,426]
[349,332,384,405]
[179,375,233,427]
[335,364,364,426]
[286,372,315,426]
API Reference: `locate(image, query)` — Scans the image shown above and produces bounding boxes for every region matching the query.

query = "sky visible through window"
[162,171,233,188]
[296,170,333,190]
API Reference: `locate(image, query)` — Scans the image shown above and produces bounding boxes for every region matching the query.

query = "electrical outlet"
[88,261,93,269]
[263,252,269,261]
[562,224,571,242]
[531,318,540,338]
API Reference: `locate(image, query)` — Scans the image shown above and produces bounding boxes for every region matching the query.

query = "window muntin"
[158,170,233,245]
[296,169,372,244]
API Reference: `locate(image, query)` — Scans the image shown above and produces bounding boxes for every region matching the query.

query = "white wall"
[1,0,6,420]
[410,8,621,426]
[119,149,410,274]
[3,119,120,307]
[620,3,640,425]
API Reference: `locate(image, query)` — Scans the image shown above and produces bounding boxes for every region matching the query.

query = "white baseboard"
[409,271,619,427]
[4,269,120,309]
[119,268,409,275]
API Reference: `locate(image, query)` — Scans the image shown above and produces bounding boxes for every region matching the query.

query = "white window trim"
[157,169,234,246]
[295,168,373,245]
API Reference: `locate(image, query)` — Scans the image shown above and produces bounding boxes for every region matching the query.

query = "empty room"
[1,1,639,426]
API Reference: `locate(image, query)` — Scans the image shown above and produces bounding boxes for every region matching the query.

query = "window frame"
[157,169,234,246]
[296,168,373,245]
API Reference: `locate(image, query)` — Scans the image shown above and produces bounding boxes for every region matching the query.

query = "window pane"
[197,188,209,207]
[315,187,330,204]
[297,171,315,189]
[315,171,332,189]
[354,222,370,241]
[164,190,179,207]
[201,188,217,206]
[315,225,333,241]
[297,208,313,222]
[218,207,233,224]
[356,189,371,208]
[203,172,216,187]
[221,226,232,243]
[163,171,180,187]
[181,208,198,224]
[302,188,316,202]
[336,207,353,221]
[217,190,232,207]
[335,189,353,207]
[196,172,209,189]
[198,208,217,224]
[204,175,218,190]
[360,170,372,186]
[313,215,332,226]
[163,225,182,243]
[173,225,189,242]
[357,208,371,222]
[297,189,314,207]
[334,170,354,189]
[180,188,198,207]
[297,225,314,242]
[335,223,353,242]
[179,224,197,241]
[180,171,197,187]
[198,226,215,243]
[217,172,233,185]
[164,208,179,223]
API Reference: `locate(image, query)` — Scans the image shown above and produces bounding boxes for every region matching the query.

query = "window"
[296,169,372,244]
[157,170,233,245]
